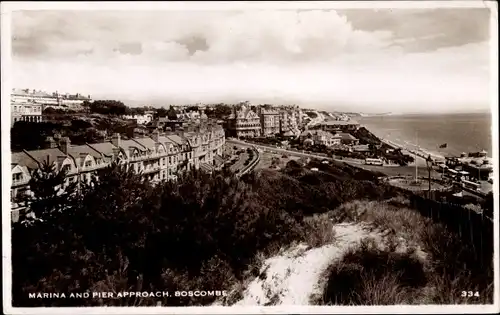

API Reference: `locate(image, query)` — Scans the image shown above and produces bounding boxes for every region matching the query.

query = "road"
[227,139,332,161]
[229,152,249,173]
[227,139,444,178]
[227,139,491,199]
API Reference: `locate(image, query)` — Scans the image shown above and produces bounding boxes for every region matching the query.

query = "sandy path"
[235,223,382,306]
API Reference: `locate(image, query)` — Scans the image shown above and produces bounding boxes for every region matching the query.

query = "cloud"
[11,9,491,113]
[13,10,395,63]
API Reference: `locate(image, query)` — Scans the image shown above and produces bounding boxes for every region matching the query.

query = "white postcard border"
[1,1,499,314]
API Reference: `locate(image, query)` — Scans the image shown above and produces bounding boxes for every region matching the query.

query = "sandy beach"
[358,113,492,159]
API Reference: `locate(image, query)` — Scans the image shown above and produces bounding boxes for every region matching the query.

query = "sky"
[11,8,492,114]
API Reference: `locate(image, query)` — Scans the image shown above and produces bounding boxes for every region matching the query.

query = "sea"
[357,112,493,159]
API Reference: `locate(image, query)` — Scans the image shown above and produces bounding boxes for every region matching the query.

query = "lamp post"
[426,154,433,199]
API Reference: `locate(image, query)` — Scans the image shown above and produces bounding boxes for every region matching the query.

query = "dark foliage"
[11,121,61,151]
[11,116,137,151]
[351,127,381,145]
[205,104,233,120]
[156,107,168,118]
[323,239,426,305]
[12,158,406,307]
[167,106,178,120]
[88,100,127,116]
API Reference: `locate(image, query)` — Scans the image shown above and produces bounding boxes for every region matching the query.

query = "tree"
[17,159,77,223]
[205,104,233,120]
[11,121,62,151]
[167,106,178,120]
[11,157,402,307]
[89,100,127,115]
[186,106,199,112]
[156,107,168,118]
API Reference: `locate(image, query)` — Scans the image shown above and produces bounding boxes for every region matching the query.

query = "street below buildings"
[227,139,440,178]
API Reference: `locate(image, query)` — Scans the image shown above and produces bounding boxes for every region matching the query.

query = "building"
[279,110,301,137]
[333,132,360,146]
[177,110,209,122]
[10,121,226,221]
[258,107,281,137]
[226,105,261,138]
[11,88,92,111]
[352,144,371,152]
[448,152,494,181]
[317,120,360,132]
[11,102,43,126]
[299,130,339,147]
[122,113,154,125]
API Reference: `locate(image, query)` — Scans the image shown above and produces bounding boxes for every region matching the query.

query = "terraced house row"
[10,122,226,215]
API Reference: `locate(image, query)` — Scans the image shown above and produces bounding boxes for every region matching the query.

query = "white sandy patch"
[235,222,382,306]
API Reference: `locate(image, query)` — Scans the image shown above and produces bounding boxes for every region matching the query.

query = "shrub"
[321,238,426,305]
[12,166,306,307]
[302,214,337,247]
[336,199,494,304]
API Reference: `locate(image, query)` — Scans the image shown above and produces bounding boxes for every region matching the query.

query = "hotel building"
[279,110,301,137]
[11,88,93,126]
[258,107,281,137]
[226,105,262,138]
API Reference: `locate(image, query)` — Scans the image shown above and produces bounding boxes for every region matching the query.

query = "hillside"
[11,156,493,307]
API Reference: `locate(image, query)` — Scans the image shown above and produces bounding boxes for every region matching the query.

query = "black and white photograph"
[2,1,499,314]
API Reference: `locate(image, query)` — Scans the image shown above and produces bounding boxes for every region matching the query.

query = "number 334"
[461,291,480,297]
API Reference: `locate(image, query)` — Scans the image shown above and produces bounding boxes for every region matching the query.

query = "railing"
[79,163,109,172]
[238,146,260,177]
[143,165,161,174]
[129,152,166,162]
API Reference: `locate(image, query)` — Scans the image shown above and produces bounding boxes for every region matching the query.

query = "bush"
[302,214,337,247]
[12,166,308,307]
[321,238,426,305]
[333,199,494,304]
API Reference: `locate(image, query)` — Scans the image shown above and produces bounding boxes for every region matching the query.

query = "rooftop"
[67,144,103,160]
[25,148,68,165]
[87,142,119,157]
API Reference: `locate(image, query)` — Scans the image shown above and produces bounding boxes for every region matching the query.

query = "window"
[13,173,23,182]
[85,160,92,167]
[62,164,71,172]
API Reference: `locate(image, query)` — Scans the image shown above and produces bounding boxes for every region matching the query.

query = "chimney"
[112,146,121,159]
[175,127,184,137]
[111,133,121,148]
[152,129,160,142]
[45,136,57,149]
[59,137,71,154]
